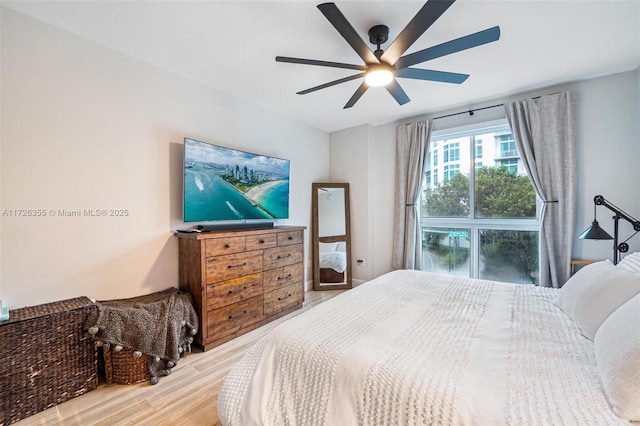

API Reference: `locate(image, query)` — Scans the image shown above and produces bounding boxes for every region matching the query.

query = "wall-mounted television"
[183,138,290,223]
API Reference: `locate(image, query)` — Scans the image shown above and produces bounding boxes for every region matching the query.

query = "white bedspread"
[218,270,630,426]
[319,251,347,273]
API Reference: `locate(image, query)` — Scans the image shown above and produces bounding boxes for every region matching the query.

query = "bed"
[218,254,640,425]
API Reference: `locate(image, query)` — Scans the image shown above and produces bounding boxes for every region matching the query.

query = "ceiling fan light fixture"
[275,2,501,108]
[365,64,394,87]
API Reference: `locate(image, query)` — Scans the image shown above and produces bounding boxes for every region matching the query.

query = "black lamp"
[579,195,640,264]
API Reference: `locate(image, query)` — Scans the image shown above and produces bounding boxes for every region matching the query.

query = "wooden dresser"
[176,226,305,351]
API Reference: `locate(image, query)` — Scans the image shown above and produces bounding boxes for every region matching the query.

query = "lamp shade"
[579,220,613,240]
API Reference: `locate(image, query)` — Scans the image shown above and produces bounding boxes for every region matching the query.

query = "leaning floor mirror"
[312,182,352,290]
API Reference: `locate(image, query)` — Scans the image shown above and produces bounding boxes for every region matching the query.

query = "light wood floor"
[14,289,344,426]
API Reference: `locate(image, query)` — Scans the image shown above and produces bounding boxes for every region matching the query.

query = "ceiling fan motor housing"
[368,25,389,45]
[369,25,389,59]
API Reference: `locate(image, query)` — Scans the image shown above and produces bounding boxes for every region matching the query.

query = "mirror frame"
[312,182,352,291]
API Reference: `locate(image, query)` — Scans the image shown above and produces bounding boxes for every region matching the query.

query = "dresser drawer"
[246,233,277,251]
[277,230,304,246]
[263,245,303,270]
[207,296,264,339]
[206,251,262,283]
[263,263,303,293]
[206,273,263,310]
[205,236,246,257]
[264,283,303,316]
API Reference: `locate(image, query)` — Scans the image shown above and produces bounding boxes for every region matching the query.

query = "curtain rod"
[432,92,559,121]
[433,103,503,120]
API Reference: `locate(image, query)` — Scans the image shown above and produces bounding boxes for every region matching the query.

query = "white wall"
[0,8,329,308]
[332,68,640,281]
[571,69,640,261]
[328,124,371,284]
[369,124,397,278]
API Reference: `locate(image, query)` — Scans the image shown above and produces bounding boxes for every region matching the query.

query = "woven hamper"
[101,346,150,385]
[0,297,98,425]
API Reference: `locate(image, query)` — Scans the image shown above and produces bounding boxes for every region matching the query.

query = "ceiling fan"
[276,1,500,109]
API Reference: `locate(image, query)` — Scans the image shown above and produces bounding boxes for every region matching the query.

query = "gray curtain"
[504,91,578,288]
[392,121,432,270]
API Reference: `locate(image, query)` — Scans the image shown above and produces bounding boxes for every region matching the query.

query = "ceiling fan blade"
[344,81,369,109]
[317,3,378,64]
[395,26,501,69]
[297,72,366,95]
[386,79,410,106]
[395,68,469,84]
[381,0,456,65]
[276,56,366,71]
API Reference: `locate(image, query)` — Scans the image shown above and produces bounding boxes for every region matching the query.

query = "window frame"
[421,119,540,280]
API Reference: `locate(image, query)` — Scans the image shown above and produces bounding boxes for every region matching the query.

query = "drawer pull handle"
[259,239,265,244]
[229,310,247,320]
[278,293,292,301]
[228,262,247,269]
[224,243,231,248]
[228,286,247,295]
[278,274,293,281]
[288,236,293,240]
[277,254,292,260]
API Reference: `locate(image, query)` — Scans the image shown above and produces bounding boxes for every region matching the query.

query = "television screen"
[183,138,290,222]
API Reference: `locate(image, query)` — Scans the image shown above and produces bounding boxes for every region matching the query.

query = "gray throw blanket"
[85,287,199,384]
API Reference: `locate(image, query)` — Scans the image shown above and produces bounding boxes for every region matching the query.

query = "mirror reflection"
[312,183,352,290]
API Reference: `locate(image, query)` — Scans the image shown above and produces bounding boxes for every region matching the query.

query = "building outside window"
[475,137,483,159]
[421,119,539,284]
[443,141,460,163]
[498,134,517,158]
[499,158,519,174]
[443,164,460,182]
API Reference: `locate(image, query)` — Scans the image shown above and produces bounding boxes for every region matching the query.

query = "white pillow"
[618,252,640,273]
[557,260,640,340]
[594,294,640,421]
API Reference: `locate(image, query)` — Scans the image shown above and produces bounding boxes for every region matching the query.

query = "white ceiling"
[3,0,639,133]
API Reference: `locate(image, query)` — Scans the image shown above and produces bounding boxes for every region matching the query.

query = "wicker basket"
[0,297,97,425]
[101,346,150,385]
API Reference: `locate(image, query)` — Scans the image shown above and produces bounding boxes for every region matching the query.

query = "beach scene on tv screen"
[184,139,290,222]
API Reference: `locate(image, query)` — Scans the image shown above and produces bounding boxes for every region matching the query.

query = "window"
[497,134,517,158]
[499,158,519,174]
[475,137,483,159]
[421,119,539,284]
[443,141,460,163]
[443,164,460,182]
